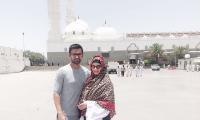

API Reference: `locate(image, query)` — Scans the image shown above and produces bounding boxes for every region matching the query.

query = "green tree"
[174,46,188,59]
[149,43,164,64]
[172,45,189,66]
[23,50,45,66]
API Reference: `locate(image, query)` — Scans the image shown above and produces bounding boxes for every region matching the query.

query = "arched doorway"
[127,43,140,64]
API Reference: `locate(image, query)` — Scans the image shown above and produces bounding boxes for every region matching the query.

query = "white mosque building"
[47,0,200,65]
[0,46,30,73]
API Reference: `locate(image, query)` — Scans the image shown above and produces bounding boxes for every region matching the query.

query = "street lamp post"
[175,55,177,67]
[22,32,25,56]
[157,53,160,64]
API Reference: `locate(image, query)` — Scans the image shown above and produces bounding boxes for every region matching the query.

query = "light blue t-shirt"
[54,64,90,117]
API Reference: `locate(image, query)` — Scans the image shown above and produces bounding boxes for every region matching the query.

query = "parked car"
[151,64,160,71]
[107,62,119,74]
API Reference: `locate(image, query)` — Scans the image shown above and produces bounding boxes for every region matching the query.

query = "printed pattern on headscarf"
[79,55,116,118]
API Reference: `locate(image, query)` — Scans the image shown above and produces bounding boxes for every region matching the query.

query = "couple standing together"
[53,44,116,120]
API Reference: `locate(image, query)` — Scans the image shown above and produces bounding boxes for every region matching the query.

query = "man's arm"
[53,92,67,120]
[53,68,67,120]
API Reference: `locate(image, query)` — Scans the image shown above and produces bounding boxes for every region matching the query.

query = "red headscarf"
[88,55,107,79]
[79,55,116,118]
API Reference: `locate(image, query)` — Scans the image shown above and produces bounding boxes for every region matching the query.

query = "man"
[196,64,199,72]
[117,65,121,77]
[121,65,125,77]
[135,65,139,77]
[53,44,90,120]
[139,65,143,77]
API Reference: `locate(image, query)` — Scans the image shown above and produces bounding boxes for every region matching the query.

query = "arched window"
[72,31,75,35]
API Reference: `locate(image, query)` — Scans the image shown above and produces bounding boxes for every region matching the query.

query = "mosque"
[47,0,200,66]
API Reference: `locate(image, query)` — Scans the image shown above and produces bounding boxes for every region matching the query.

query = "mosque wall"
[47,35,200,66]
[47,50,130,66]
[128,35,200,49]
[47,35,200,52]
[0,46,26,74]
[20,36,200,70]
[47,52,99,66]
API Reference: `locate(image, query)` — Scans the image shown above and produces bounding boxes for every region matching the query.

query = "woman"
[78,55,116,120]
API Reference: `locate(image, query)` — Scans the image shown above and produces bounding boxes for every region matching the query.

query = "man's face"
[69,48,83,65]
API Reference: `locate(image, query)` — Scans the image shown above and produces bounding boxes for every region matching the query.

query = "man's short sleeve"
[53,69,64,95]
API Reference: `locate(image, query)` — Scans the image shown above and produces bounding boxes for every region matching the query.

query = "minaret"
[66,0,76,25]
[47,0,61,42]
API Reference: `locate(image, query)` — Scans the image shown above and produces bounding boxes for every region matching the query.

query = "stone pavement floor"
[0,69,200,120]
[111,69,200,120]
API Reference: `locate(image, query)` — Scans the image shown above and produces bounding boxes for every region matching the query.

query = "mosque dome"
[64,18,89,35]
[94,21,119,40]
[62,18,91,41]
[95,25,117,36]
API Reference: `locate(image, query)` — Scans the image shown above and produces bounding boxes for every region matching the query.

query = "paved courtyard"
[0,69,200,120]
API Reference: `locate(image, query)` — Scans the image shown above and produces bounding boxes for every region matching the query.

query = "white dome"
[94,22,120,40]
[94,26,117,36]
[64,19,89,33]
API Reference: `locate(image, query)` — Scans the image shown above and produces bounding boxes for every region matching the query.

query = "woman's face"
[91,63,102,75]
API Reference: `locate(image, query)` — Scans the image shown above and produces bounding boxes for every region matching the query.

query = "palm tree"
[174,46,188,59]
[172,45,189,66]
[149,43,164,64]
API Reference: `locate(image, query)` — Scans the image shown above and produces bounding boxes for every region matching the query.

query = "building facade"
[47,0,200,66]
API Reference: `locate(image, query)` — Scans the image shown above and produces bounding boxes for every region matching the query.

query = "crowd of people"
[186,64,200,72]
[116,64,144,77]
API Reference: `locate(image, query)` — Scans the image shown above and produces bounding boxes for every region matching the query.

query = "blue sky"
[0,0,199,54]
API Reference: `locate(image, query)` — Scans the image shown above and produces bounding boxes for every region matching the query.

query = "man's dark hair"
[69,44,83,54]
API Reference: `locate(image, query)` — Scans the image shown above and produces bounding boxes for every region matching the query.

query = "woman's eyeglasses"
[91,65,101,69]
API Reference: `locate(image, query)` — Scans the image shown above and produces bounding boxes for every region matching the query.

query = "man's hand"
[58,112,67,120]
[77,102,87,110]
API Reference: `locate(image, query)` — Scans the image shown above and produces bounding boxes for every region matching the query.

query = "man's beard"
[71,58,81,65]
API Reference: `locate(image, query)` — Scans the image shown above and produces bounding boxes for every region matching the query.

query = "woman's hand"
[78,102,87,110]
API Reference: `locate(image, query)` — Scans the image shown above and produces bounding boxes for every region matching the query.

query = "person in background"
[135,65,140,77]
[121,65,125,77]
[117,65,121,77]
